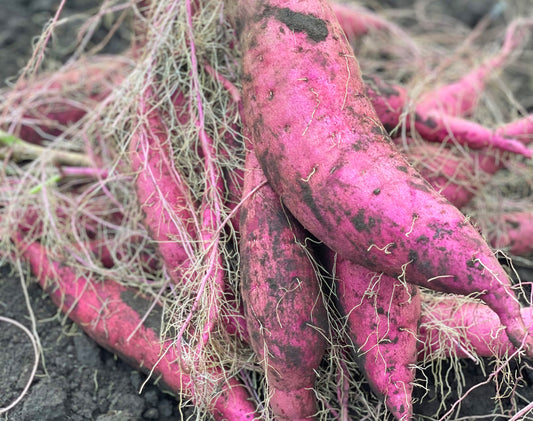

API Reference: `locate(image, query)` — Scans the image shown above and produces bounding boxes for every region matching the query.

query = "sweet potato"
[332,2,413,44]
[487,211,533,257]
[364,75,532,157]
[233,0,533,355]
[333,2,390,40]
[497,114,533,144]
[395,139,503,208]
[330,252,420,420]
[11,233,258,421]
[3,57,125,144]
[130,90,242,346]
[129,89,196,285]
[417,18,530,117]
[419,294,533,360]
[239,149,328,420]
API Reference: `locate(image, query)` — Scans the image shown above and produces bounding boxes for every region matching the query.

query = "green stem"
[0,130,92,167]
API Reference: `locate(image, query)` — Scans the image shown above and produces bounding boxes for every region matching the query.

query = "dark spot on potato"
[250,330,262,348]
[429,223,453,240]
[297,178,327,226]
[261,6,328,42]
[352,208,373,232]
[416,235,429,244]
[371,125,387,138]
[466,258,483,271]
[506,219,520,229]
[351,137,369,152]
[397,165,408,173]
[414,112,438,129]
[377,307,385,315]
[278,343,303,369]
[408,180,431,193]
[373,188,381,195]
[408,249,418,263]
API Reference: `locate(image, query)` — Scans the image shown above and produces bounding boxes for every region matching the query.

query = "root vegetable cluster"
[1,0,533,420]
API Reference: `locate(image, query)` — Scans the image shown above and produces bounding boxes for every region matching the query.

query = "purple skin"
[234,0,533,356]
[365,75,531,158]
[333,253,421,420]
[13,234,258,421]
[420,296,533,360]
[240,149,328,420]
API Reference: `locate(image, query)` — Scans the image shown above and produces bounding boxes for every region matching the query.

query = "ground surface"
[1,0,533,420]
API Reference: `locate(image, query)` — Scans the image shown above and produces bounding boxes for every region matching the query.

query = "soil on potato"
[1,0,532,420]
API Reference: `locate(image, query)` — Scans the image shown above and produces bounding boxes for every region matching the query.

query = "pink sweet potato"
[4,57,126,144]
[130,88,242,346]
[417,18,530,117]
[395,139,503,208]
[331,252,420,420]
[129,89,196,285]
[332,2,390,40]
[487,211,533,257]
[419,294,533,360]
[365,75,532,157]
[11,233,258,421]
[233,0,533,355]
[332,2,412,42]
[239,149,328,420]
[497,114,533,144]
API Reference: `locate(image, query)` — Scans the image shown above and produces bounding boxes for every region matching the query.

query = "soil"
[1,1,532,420]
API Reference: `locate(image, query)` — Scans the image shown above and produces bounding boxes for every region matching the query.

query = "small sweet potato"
[420,294,533,360]
[12,233,258,421]
[240,149,328,420]
[332,252,421,420]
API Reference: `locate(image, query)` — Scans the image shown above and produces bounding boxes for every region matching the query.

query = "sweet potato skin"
[488,211,533,257]
[419,295,533,359]
[13,234,257,421]
[396,140,502,209]
[365,75,531,157]
[497,114,533,144]
[235,0,533,355]
[333,254,420,420]
[240,150,328,420]
[129,93,195,284]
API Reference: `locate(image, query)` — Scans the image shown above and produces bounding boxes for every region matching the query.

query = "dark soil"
[1,1,532,420]
[0,264,194,421]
